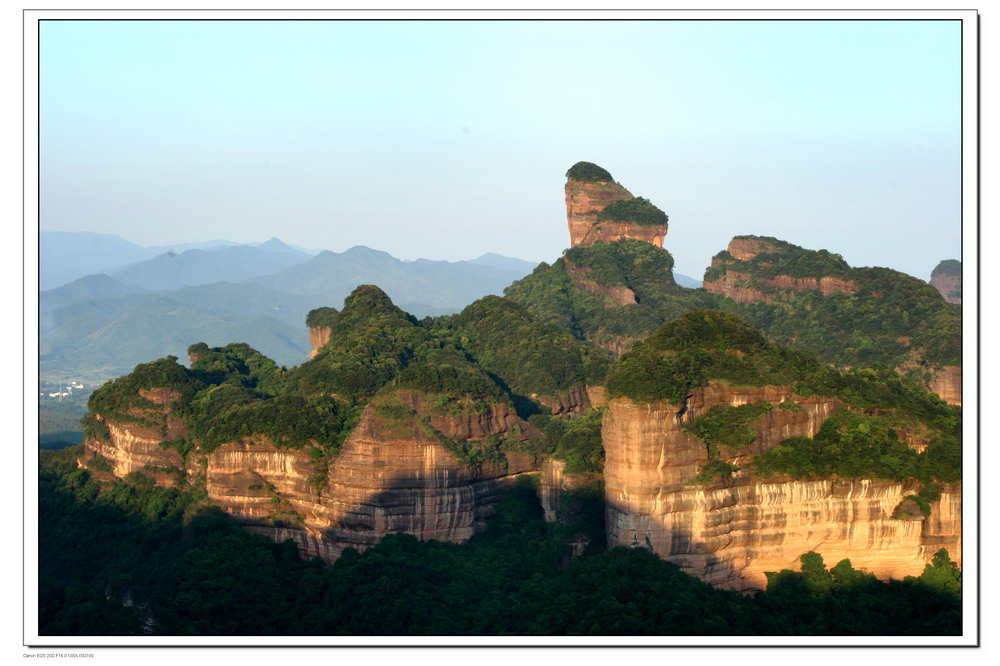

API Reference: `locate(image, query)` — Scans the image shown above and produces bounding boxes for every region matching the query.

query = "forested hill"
[703,235,961,372]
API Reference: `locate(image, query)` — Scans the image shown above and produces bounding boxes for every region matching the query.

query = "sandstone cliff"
[565,162,668,248]
[83,387,543,563]
[928,366,962,406]
[308,325,333,359]
[601,383,962,590]
[930,260,962,305]
[701,237,962,405]
[704,239,859,302]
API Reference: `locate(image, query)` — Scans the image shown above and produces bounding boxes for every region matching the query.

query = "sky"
[39,18,962,280]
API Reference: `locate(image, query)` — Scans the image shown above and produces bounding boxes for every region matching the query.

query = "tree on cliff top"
[566,161,613,183]
[931,259,961,278]
[597,197,668,228]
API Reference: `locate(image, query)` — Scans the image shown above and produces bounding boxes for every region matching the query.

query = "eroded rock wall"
[84,389,542,563]
[704,268,859,303]
[928,366,962,406]
[930,273,962,305]
[309,326,333,359]
[565,179,666,248]
[602,383,961,590]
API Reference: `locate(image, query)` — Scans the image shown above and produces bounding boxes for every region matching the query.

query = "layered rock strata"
[703,239,860,302]
[566,178,666,248]
[83,389,543,562]
[602,383,961,590]
[564,259,637,306]
[704,272,859,303]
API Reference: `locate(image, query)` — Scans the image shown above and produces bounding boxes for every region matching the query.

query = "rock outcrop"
[928,366,962,406]
[930,260,962,305]
[704,239,859,303]
[565,162,667,248]
[308,326,333,359]
[83,388,543,562]
[702,237,962,406]
[602,382,961,590]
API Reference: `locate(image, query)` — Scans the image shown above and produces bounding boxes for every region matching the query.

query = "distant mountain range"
[110,240,312,291]
[38,232,541,383]
[252,246,535,311]
[38,232,320,290]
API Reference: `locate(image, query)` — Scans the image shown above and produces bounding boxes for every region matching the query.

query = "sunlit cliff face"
[565,178,667,248]
[601,383,961,591]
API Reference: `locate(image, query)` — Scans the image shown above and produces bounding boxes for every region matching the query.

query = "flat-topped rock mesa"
[565,161,668,248]
[704,236,860,303]
[930,259,962,305]
[600,310,962,591]
[702,236,962,406]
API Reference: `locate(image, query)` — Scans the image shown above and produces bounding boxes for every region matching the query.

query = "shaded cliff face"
[564,162,668,248]
[602,384,962,590]
[316,392,540,556]
[930,274,961,305]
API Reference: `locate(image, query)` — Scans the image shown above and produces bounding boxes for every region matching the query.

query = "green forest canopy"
[566,161,613,183]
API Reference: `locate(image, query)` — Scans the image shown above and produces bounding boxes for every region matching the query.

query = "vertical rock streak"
[602,383,961,590]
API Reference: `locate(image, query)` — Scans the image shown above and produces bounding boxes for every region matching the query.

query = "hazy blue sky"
[40,19,961,280]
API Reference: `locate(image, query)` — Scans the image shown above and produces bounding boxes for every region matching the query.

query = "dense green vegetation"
[753,410,960,484]
[597,196,668,227]
[607,310,958,427]
[566,161,613,182]
[684,400,775,457]
[304,306,339,329]
[932,259,961,278]
[505,240,716,352]
[187,391,359,454]
[87,357,204,432]
[39,452,961,636]
[605,310,819,404]
[188,342,286,395]
[289,285,424,400]
[606,310,961,487]
[705,237,961,368]
[528,408,606,474]
[442,295,612,399]
[704,236,851,282]
[82,286,614,473]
